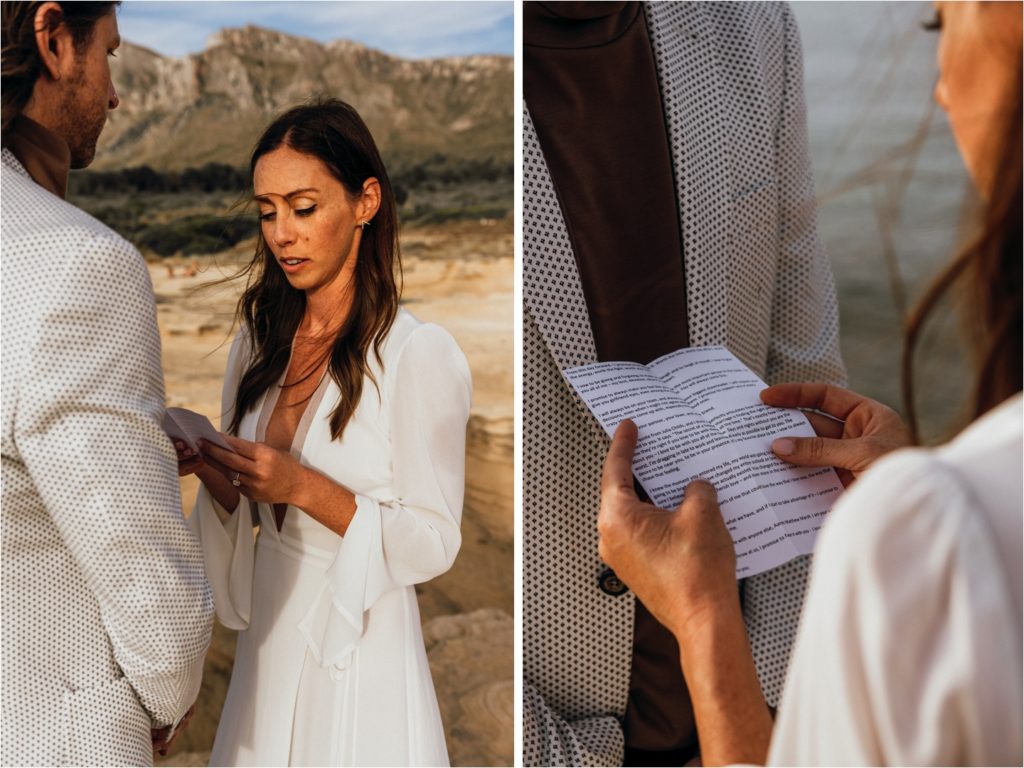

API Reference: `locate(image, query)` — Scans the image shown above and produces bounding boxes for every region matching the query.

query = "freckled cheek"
[260,224,277,254]
[299,222,318,244]
[311,214,344,249]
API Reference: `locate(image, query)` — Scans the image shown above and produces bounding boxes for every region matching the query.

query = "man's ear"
[33,2,75,82]
[358,177,382,223]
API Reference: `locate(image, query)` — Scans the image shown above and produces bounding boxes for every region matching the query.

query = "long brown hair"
[902,70,1023,442]
[229,99,402,439]
[0,1,119,135]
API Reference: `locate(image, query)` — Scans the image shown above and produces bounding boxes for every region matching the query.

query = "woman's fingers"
[771,434,879,473]
[199,439,256,476]
[760,382,873,422]
[803,410,846,440]
[197,450,233,481]
[221,433,259,459]
[763,384,912,479]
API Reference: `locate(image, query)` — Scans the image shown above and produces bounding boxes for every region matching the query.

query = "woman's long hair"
[228,99,401,439]
[901,70,1023,442]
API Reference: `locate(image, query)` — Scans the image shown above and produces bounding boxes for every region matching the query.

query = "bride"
[178,99,471,766]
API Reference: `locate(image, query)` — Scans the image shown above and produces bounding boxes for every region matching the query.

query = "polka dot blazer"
[1,149,214,765]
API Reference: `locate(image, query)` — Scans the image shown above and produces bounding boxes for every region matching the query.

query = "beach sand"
[154,219,513,767]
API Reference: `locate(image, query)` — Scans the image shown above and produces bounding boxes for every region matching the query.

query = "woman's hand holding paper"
[761,383,912,486]
[200,435,305,506]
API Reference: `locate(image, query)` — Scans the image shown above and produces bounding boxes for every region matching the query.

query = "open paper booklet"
[162,407,234,454]
[564,347,843,578]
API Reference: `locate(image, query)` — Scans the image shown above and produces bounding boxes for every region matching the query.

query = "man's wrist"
[674,598,773,765]
[669,585,743,651]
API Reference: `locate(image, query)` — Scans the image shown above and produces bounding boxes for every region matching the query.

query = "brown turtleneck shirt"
[525,2,697,762]
[3,114,71,199]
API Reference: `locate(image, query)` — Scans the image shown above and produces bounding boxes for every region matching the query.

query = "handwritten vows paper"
[564,347,842,578]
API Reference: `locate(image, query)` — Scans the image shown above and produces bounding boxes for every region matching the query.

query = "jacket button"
[598,568,628,596]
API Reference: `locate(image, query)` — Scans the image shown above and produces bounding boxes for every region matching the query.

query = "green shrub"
[135,214,257,257]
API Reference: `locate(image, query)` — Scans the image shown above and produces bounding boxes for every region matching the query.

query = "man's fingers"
[677,480,725,531]
[601,419,640,497]
[760,382,867,422]
[680,478,718,507]
[598,421,642,546]
[771,435,869,472]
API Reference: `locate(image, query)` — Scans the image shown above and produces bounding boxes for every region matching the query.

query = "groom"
[1,2,213,765]
[523,2,845,765]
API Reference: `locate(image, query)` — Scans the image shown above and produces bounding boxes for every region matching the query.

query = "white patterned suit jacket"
[1,149,214,766]
[523,4,846,765]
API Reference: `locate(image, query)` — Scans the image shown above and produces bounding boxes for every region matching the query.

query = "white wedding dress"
[189,309,471,766]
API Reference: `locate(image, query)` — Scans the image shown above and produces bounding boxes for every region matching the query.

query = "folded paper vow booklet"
[162,407,234,454]
[564,347,843,578]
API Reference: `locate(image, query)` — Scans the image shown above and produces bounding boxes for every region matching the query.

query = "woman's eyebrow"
[253,188,319,202]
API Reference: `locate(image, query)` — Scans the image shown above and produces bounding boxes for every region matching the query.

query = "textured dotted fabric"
[522,109,601,374]
[523,4,846,765]
[1,149,214,766]
[523,311,631,768]
[524,682,625,768]
[523,106,633,768]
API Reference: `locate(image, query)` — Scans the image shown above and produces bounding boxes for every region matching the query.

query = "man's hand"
[598,419,739,643]
[599,420,773,765]
[760,383,912,486]
[151,703,195,759]
[173,440,204,477]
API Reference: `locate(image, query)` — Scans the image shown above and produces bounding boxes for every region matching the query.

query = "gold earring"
[359,220,371,230]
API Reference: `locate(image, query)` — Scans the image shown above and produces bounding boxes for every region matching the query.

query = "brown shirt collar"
[525,2,637,49]
[3,114,71,199]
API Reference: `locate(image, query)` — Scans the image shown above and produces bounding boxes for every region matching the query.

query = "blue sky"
[117,1,513,59]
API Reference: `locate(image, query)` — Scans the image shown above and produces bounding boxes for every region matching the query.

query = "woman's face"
[934,1,1022,198]
[253,144,380,299]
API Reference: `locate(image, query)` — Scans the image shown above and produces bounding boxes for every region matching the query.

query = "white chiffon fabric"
[189,309,472,766]
[769,394,1023,766]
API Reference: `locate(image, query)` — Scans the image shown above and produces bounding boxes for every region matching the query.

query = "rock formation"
[99,26,513,171]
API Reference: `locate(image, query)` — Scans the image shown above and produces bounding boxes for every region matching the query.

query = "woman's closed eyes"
[258,205,317,222]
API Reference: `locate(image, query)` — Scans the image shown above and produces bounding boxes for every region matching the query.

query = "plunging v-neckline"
[255,350,332,534]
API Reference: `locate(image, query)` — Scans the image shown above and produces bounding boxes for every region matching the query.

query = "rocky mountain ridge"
[96,25,512,171]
